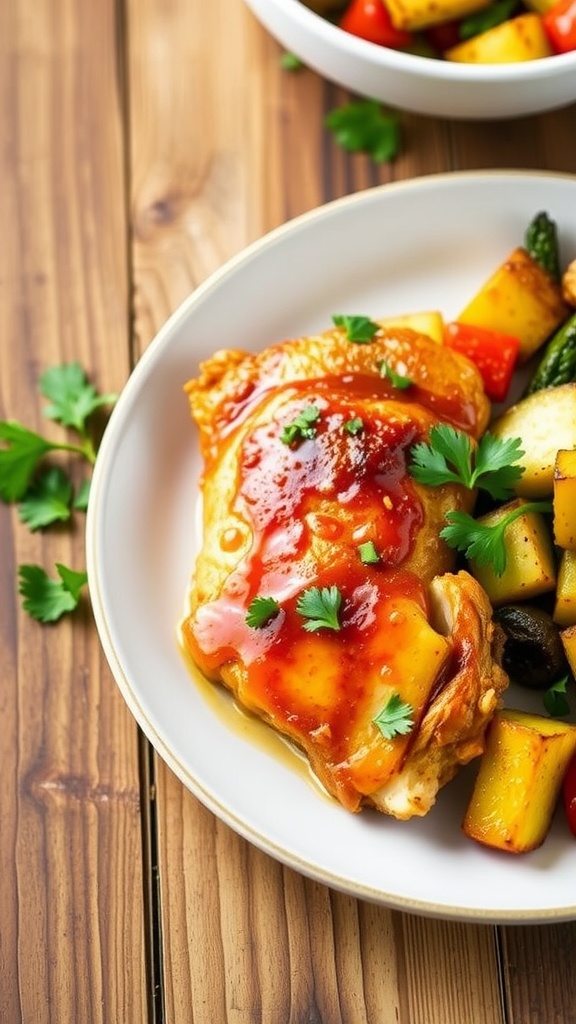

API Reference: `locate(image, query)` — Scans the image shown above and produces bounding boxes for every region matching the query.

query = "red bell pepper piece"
[563,751,576,837]
[542,0,576,54]
[444,321,520,402]
[339,0,414,49]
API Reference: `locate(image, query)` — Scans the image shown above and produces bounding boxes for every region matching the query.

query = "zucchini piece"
[525,311,576,395]
[525,211,561,283]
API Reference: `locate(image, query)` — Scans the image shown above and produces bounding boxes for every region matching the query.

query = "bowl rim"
[259,0,576,81]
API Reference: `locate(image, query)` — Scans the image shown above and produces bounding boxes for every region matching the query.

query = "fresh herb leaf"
[245,595,281,628]
[543,675,571,717]
[459,0,518,40]
[0,422,61,502]
[296,585,342,631]
[73,479,91,512]
[18,563,88,623]
[440,501,552,576]
[280,404,321,445]
[409,424,525,500]
[344,417,364,435]
[40,363,116,439]
[18,467,74,531]
[373,693,414,740]
[280,51,304,70]
[333,314,379,343]
[378,360,414,390]
[358,540,380,564]
[325,100,400,163]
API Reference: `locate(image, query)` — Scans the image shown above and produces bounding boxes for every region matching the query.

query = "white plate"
[87,170,576,923]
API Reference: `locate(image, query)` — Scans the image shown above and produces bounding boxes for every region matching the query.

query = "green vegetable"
[296,585,342,631]
[332,314,379,343]
[372,693,414,740]
[280,51,304,71]
[459,0,519,40]
[280,405,321,445]
[409,423,525,500]
[524,210,561,283]
[325,100,400,164]
[358,540,380,564]
[440,501,552,576]
[245,596,281,628]
[18,563,88,623]
[378,360,413,390]
[18,467,74,531]
[525,312,576,395]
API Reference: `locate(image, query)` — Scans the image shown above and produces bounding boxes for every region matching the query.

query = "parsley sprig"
[440,502,552,576]
[325,100,400,164]
[378,360,414,390]
[410,424,525,500]
[1,363,116,621]
[373,693,414,740]
[333,314,379,344]
[245,596,281,629]
[280,405,321,446]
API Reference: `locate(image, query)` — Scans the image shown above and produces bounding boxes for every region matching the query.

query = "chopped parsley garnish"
[373,693,414,740]
[332,314,379,344]
[325,99,401,164]
[358,540,380,565]
[344,417,364,435]
[378,360,414,390]
[296,585,342,632]
[18,466,74,531]
[245,595,281,629]
[440,501,552,576]
[409,424,525,500]
[280,405,321,446]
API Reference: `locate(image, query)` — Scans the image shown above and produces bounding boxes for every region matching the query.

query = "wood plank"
[127,1,510,1022]
[0,2,146,1021]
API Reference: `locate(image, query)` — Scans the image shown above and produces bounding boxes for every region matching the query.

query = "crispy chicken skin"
[181,322,507,818]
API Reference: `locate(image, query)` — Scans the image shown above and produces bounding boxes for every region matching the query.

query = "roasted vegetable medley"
[304,0,576,63]
[379,209,576,852]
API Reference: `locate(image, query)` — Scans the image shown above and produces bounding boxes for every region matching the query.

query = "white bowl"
[243,0,576,120]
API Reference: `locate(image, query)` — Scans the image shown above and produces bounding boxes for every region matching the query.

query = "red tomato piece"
[339,0,414,49]
[444,322,520,403]
[543,0,576,53]
[563,751,576,838]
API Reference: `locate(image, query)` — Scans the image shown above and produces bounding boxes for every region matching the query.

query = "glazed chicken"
[181,321,508,819]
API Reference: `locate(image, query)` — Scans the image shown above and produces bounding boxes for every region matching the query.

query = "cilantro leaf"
[296,585,342,631]
[378,360,414,390]
[18,467,74,530]
[333,314,379,343]
[325,100,400,163]
[18,563,88,623]
[373,693,414,740]
[0,422,61,502]
[409,423,525,499]
[245,595,281,628]
[280,405,321,445]
[440,501,552,576]
[358,540,380,564]
[40,363,116,437]
[73,479,91,512]
[543,675,571,717]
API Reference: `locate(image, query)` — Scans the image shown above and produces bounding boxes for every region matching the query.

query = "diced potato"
[554,549,576,628]
[560,624,576,675]
[463,709,576,853]
[379,310,445,344]
[446,14,554,64]
[553,449,576,549]
[491,384,576,499]
[455,246,569,364]
[386,0,490,31]
[469,499,556,606]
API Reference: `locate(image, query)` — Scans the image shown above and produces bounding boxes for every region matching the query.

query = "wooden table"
[2,1,576,1020]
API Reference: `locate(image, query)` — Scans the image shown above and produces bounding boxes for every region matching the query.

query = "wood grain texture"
[0,2,146,1021]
